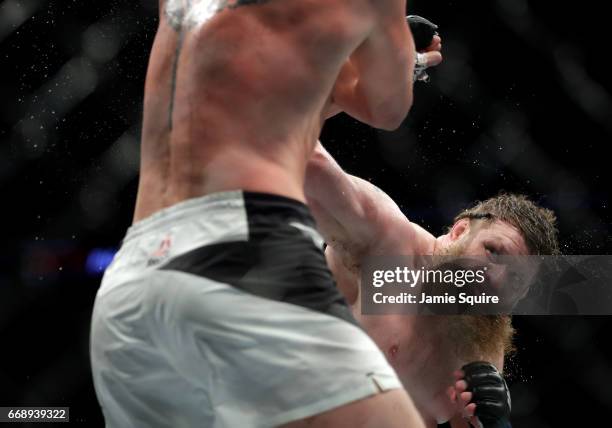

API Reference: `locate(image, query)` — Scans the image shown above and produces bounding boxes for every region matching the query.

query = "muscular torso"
[134,0,376,221]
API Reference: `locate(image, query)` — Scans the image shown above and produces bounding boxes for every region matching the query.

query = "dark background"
[1,0,611,426]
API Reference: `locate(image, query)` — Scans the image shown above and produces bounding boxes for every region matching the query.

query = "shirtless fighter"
[89,0,445,427]
[305,145,559,427]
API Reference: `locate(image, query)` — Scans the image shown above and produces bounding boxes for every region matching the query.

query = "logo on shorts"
[147,234,172,267]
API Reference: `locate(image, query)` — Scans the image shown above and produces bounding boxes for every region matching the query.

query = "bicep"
[306,144,403,250]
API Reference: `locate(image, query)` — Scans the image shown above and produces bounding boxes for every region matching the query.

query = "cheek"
[486,265,506,286]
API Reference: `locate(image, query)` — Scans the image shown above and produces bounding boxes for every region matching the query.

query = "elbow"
[374,111,409,131]
[370,92,413,131]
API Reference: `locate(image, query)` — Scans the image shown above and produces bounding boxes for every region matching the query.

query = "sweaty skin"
[133,1,428,427]
[305,143,528,427]
[134,0,417,222]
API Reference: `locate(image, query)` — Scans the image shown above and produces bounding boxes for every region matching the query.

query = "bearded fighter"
[305,143,559,427]
[87,0,452,426]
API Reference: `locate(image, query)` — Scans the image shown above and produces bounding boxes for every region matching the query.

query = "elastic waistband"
[124,190,314,243]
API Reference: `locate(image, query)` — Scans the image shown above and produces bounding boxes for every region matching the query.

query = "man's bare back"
[134,0,415,221]
[90,1,427,427]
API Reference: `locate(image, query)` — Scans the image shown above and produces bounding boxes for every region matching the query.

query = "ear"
[449,218,470,242]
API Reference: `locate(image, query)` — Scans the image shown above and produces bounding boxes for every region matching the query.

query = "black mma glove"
[407,15,439,82]
[462,361,512,428]
[407,15,439,50]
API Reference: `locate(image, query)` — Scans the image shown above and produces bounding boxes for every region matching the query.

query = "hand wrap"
[407,15,439,82]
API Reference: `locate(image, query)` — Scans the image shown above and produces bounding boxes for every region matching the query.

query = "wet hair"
[453,193,560,255]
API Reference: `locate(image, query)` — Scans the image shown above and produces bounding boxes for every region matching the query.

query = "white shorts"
[90,191,402,427]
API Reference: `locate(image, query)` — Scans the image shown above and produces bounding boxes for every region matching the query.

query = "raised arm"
[305,143,407,249]
[330,0,415,131]
[330,10,443,129]
[305,142,431,302]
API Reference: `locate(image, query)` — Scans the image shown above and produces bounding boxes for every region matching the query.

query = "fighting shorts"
[90,190,402,427]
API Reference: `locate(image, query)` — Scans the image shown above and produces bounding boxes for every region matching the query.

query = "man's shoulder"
[373,214,436,256]
[406,222,437,255]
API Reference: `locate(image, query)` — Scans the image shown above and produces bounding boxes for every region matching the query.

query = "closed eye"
[485,245,501,262]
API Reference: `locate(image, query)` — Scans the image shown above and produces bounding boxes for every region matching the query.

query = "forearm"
[305,144,368,303]
[306,143,424,302]
[330,1,414,130]
[305,142,413,253]
[305,142,368,250]
[333,45,413,131]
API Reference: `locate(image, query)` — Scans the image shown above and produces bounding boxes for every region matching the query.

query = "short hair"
[453,193,560,255]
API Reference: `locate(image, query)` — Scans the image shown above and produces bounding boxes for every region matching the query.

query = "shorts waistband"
[124,190,315,244]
